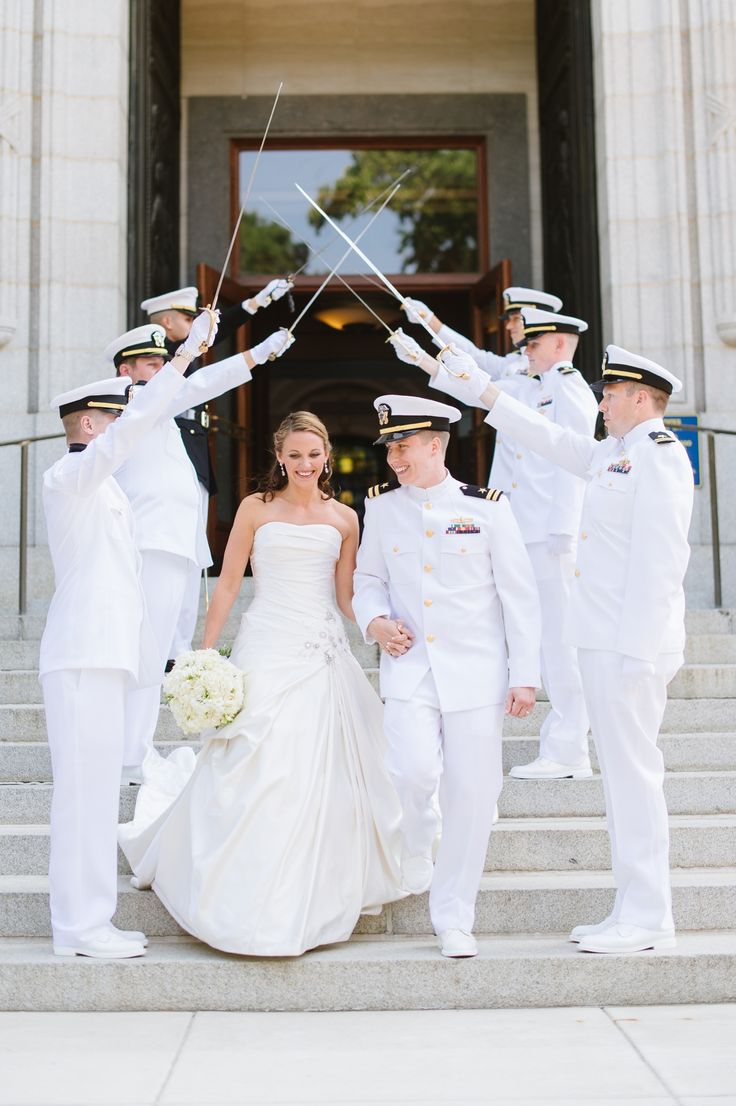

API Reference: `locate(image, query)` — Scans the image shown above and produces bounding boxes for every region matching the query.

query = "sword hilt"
[268,327,292,361]
[197,305,218,355]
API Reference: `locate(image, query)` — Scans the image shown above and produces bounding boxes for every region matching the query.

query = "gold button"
[512,481,518,489]
[425,529,434,537]
[426,634,436,643]
[424,564,432,573]
[392,546,399,552]
[581,532,587,540]
[608,481,612,487]
[516,452,523,459]
[460,547,467,554]
[424,599,433,607]
[423,502,432,510]
[574,568,581,577]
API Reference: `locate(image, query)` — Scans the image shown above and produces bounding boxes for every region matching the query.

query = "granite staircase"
[1,596,735,1010]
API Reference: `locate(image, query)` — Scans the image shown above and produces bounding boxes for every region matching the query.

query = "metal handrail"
[0,433,64,615]
[666,422,736,607]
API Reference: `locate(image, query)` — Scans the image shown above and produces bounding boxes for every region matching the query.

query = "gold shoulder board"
[460,484,505,502]
[648,431,676,445]
[558,365,578,375]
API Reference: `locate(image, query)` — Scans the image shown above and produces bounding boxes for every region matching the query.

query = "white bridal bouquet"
[163,649,245,735]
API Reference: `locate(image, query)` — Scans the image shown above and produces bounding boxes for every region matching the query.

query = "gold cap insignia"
[377,403,391,427]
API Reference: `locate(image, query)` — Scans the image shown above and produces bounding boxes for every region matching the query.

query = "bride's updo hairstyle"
[259,411,335,502]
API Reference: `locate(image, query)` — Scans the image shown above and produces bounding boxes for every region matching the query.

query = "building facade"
[1,0,735,606]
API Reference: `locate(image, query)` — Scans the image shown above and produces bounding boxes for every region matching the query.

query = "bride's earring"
[279,462,286,477]
[324,460,330,475]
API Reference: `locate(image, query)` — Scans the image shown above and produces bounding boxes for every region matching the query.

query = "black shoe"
[164,659,175,673]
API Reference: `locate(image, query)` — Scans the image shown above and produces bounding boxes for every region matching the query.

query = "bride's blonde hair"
[259,411,335,502]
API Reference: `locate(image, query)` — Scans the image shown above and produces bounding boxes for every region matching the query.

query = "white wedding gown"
[119,522,405,956]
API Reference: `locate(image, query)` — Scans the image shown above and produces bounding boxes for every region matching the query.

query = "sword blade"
[295,183,443,349]
[258,195,390,303]
[288,183,401,334]
[289,167,414,280]
[212,82,283,310]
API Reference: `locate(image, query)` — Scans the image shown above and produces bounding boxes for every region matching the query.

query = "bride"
[119,411,405,955]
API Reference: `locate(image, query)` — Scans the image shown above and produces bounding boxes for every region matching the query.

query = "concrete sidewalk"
[1,1005,735,1105]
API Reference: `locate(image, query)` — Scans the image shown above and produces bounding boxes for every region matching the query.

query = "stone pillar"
[0,0,130,610]
[591,0,736,606]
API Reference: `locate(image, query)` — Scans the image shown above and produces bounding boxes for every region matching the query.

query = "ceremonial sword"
[198,82,284,350]
[295,183,447,354]
[281,183,402,341]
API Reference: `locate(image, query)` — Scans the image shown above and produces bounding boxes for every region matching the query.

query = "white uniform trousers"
[124,549,190,767]
[526,542,590,766]
[577,648,683,932]
[383,670,504,934]
[169,482,209,659]
[42,668,126,945]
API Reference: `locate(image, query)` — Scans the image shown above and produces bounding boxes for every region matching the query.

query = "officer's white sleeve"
[437,323,522,379]
[616,444,694,662]
[546,378,598,537]
[486,391,597,478]
[50,365,186,496]
[164,352,253,418]
[485,496,542,688]
[352,499,392,644]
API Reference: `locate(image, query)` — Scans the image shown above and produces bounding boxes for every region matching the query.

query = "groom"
[353,395,541,958]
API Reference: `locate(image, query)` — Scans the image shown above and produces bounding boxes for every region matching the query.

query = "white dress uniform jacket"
[353,473,541,711]
[486,398,694,661]
[39,364,187,683]
[495,364,599,544]
[114,356,254,568]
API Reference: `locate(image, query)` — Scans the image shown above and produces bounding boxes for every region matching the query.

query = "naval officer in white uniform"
[396,287,564,493]
[140,281,293,659]
[353,396,541,958]
[106,322,295,772]
[425,345,694,954]
[391,307,598,779]
[39,317,213,958]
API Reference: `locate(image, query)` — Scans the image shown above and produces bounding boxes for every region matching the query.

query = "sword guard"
[268,327,292,361]
[198,305,218,355]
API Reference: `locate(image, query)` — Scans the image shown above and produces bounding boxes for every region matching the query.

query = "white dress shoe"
[111,925,149,947]
[400,854,433,894]
[439,929,478,958]
[54,927,146,959]
[492,803,499,825]
[509,756,593,780]
[568,914,617,943]
[578,923,676,954]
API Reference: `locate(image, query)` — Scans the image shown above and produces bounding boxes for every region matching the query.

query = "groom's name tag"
[446,517,481,535]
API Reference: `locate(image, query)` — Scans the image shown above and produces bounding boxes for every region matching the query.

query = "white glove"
[401,297,435,327]
[547,533,574,557]
[388,328,436,372]
[429,363,488,409]
[438,346,491,399]
[250,328,295,365]
[183,309,220,355]
[621,656,656,684]
[243,278,294,315]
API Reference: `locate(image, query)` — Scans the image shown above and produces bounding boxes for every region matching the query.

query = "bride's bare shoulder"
[233,493,268,525]
[330,499,359,538]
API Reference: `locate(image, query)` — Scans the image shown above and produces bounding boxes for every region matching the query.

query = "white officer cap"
[501,287,563,317]
[51,376,130,418]
[103,325,169,370]
[373,394,461,445]
[593,344,682,396]
[140,286,199,317]
[519,307,588,346]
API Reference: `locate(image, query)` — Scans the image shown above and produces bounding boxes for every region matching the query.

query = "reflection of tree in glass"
[307,149,478,273]
[239,211,309,273]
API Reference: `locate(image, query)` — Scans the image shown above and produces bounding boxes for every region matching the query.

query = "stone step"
[2,931,735,1012]
[2,771,734,825]
[3,730,736,784]
[2,814,734,878]
[4,605,734,642]
[3,633,735,671]
[2,868,735,940]
[2,695,733,744]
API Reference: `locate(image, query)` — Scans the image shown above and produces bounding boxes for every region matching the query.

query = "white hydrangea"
[163,649,244,735]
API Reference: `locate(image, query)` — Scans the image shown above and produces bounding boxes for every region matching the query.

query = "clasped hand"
[368,616,414,658]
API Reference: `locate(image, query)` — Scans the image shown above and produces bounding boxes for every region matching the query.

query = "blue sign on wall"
[664,415,701,486]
